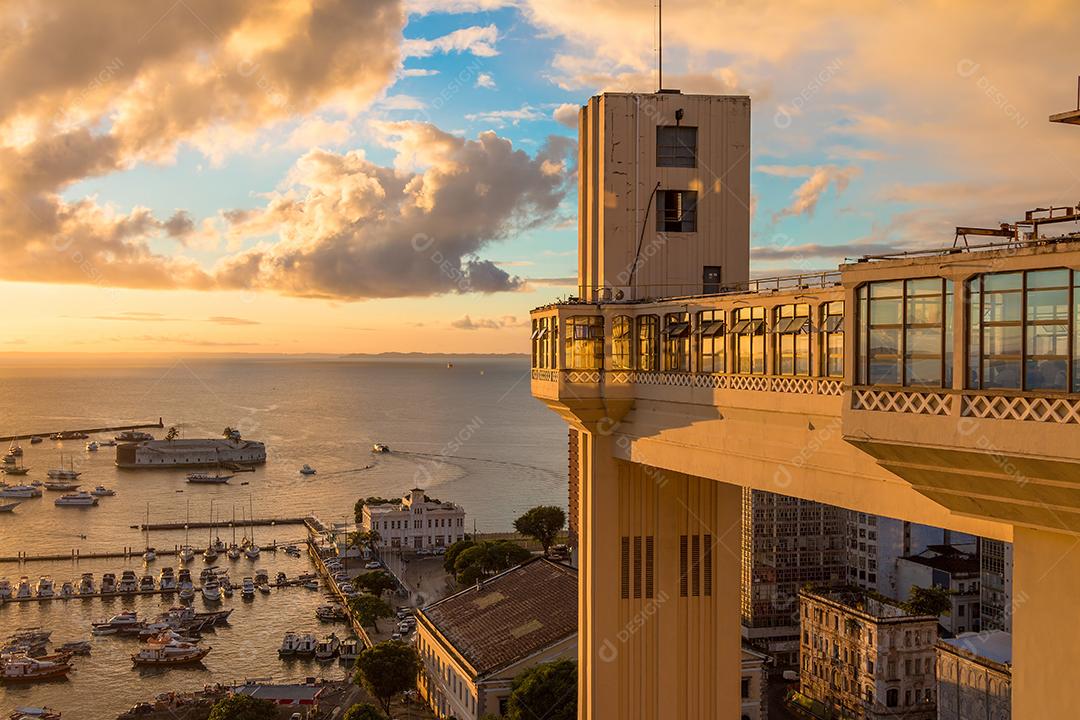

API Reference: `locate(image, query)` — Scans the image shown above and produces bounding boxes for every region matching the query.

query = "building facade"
[415,558,577,720]
[530,87,1080,719]
[362,489,465,551]
[936,632,1011,720]
[979,539,1013,632]
[896,545,981,636]
[799,589,939,720]
[740,645,770,720]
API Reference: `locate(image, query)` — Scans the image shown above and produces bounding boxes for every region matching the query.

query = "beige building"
[415,558,577,719]
[362,488,465,552]
[740,644,769,720]
[936,632,1011,720]
[799,588,938,719]
[530,88,1080,719]
[896,545,981,636]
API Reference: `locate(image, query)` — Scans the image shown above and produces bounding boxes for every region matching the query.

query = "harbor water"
[0,355,566,717]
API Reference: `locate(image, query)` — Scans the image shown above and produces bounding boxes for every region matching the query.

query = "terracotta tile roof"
[419,558,577,677]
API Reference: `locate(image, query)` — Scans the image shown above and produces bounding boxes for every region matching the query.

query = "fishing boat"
[278,632,300,656]
[314,633,340,661]
[185,472,232,484]
[89,486,115,497]
[0,501,21,513]
[0,486,41,499]
[76,574,95,596]
[130,637,210,666]
[53,492,96,507]
[0,655,73,682]
[299,464,316,475]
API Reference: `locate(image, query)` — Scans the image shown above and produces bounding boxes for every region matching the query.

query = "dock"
[138,517,308,531]
[0,418,164,443]
[0,541,307,565]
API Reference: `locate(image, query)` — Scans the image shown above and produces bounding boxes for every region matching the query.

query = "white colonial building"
[362,488,466,552]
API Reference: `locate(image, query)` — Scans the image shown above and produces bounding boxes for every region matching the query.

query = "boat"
[257,583,270,594]
[34,578,53,599]
[202,546,218,562]
[1,455,13,465]
[58,581,74,599]
[0,502,21,513]
[283,545,301,557]
[6,441,22,458]
[178,545,195,563]
[99,573,116,595]
[293,633,317,656]
[89,486,115,497]
[178,587,195,602]
[85,442,98,452]
[0,486,41,499]
[139,575,155,592]
[114,430,154,442]
[244,496,260,559]
[56,640,91,655]
[303,579,319,591]
[240,577,255,599]
[186,473,232,484]
[2,464,31,476]
[13,577,31,599]
[202,500,219,561]
[177,569,194,601]
[299,464,316,475]
[314,633,340,661]
[275,571,287,585]
[201,578,221,602]
[117,570,138,594]
[316,604,347,622]
[278,632,300,656]
[338,638,360,662]
[45,456,80,480]
[158,568,176,592]
[92,611,140,635]
[254,569,269,585]
[0,655,73,682]
[54,492,97,507]
[142,547,156,562]
[29,436,43,445]
[0,579,10,600]
[372,443,390,453]
[43,481,81,492]
[130,637,210,666]
[77,574,95,596]
[51,431,88,441]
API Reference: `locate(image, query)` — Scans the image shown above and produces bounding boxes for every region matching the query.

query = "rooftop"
[801,586,937,622]
[900,545,980,575]
[419,557,577,677]
[940,631,1013,669]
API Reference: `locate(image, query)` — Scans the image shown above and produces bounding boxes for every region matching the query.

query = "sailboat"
[227,506,242,560]
[46,455,81,480]
[178,500,195,563]
[2,457,30,476]
[244,496,260,560]
[142,503,156,562]
[203,500,218,561]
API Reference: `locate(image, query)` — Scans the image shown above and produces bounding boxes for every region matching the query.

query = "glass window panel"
[982,292,1021,323]
[857,287,868,384]
[905,327,942,355]
[870,281,903,298]
[870,298,902,325]
[906,295,944,325]
[984,359,1021,389]
[612,316,633,370]
[967,283,980,389]
[1075,274,1080,392]
[984,325,1022,356]
[905,358,942,387]
[1027,324,1069,357]
[945,280,954,387]
[1026,289,1069,322]
[983,272,1022,292]
[1026,358,1068,391]
[869,328,901,356]
[906,278,942,296]
[1026,268,1070,289]
[869,357,902,385]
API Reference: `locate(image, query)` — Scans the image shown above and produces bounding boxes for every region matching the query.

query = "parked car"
[364,561,381,570]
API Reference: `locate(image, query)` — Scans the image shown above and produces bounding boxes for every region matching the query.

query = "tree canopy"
[354,570,397,596]
[506,659,577,720]
[354,641,421,718]
[343,702,385,720]
[452,540,531,585]
[208,694,279,720]
[902,585,953,617]
[349,593,394,632]
[444,539,476,574]
[513,506,566,555]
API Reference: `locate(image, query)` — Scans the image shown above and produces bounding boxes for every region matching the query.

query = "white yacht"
[117,570,138,594]
[299,464,317,475]
[14,576,32,599]
[85,441,99,452]
[0,578,11,600]
[92,611,140,635]
[0,485,41,498]
[90,485,116,497]
[142,547,156,562]
[201,578,221,602]
[130,637,210,666]
[100,573,117,594]
[77,573,95,595]
[54,492,97,507]
[139,575,155,592]
[158,567,177,591]
[59,580,74,598]
[34,577,54,598]
[178,545,195,563]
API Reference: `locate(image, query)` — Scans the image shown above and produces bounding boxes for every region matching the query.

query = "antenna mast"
[657,0,663,91]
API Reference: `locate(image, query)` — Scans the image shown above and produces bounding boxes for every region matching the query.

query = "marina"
[0,421,164,444]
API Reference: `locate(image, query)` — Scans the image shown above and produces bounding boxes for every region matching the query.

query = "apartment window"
[886,689,899,708]
[696,310,726,373]
[741,678,750,699]
[662,312,691,371]
[703,265,721,294]
[856,278,953,387]
[531,318,543,368]
[657,190,698,233]
[967,268,1077,391]
[774,303,811,376]
[821,301,844,377]
[637,315,660,371]
[611,316,634,370]
[656,125,697,168]
[732,306,766,374]
[565,316,604,369]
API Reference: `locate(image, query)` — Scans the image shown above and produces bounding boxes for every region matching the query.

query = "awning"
[695,320,725,336]
[662,322,691,338]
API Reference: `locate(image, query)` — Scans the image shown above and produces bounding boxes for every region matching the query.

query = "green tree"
[354,570,396,597]
[343,702,385,720]
[506,660,577,720]
[902,585,953,617]
[444,539,475,574]
[452,540,531,585]
[513,505,566,555]
[354,641,421,719]
[349,593,394,632]
[208,694,279,720]
[222,426,239,440]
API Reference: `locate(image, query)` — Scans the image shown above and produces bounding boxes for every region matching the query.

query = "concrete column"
[1012,526,1080,718]
[578,429,743,720]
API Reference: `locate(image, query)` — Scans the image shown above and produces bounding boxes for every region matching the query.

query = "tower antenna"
[657,0,663,91]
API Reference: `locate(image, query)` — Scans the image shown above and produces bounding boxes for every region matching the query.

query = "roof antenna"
[657,0,663,92]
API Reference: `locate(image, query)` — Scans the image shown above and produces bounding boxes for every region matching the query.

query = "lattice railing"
[852,388,951,416]
[563,370,602,384]
[817,379,843,396]
[531,369,559,382]
[729,375,771,392]
[606,371,636,385]
[962,393,1080,424]
[769,377,816,394]
[547,368,843,397]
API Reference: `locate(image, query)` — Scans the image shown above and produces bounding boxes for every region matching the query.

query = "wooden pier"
[0,418,164,443]
[138,517,307,531]
[0,541,306,565]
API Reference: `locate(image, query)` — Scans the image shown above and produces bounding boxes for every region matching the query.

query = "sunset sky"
[2,0,1079,354]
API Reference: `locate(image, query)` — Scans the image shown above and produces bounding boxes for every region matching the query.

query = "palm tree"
[165,426,180,442]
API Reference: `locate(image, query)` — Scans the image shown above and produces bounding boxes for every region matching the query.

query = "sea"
[0,355,567,718]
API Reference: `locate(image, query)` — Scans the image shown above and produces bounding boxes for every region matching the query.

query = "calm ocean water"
[0,355,566,718]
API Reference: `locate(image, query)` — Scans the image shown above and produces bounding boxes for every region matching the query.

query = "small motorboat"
[278,632,300,656]
[57,640,91,655]
[338,638,361,662]
[139,575,155,592]
[99,573,117,595]
[283,545,301,557]
[158,567,177,591]
[201,578,222,602]
[178,545,195,563]
[85,441,99,452]
[294,633,317,656]
[372,443,390,453]
[254,569,269,585]
[142,547,156,562]
[29,436,43,444]
[117,570,138,594]
[77,573,95,595]
[314,633,340,662]
[54,492,97,507]
[275,571,287,585]
[130,638,210,666]
[178,587,195,603]
[316,604,348,622]
[185,473,233,484]
[302,579,319,591]
[257,583,271,595]
[90,486,116,497]
[58,581,74,598]
[92,611,140,635]
[299,464,316,476]
[0,501,21,513]
[14,577,32,599]
[240,577,255,599]
[0,579,11,600]
[34,577,54,599]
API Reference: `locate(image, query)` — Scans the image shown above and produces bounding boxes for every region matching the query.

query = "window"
[637,315,660,371]
[886,689,899,708]
[821,301,844,377]
[696,310,726,373]
[612,316,634,370]
[703,265,722,294]
[657,190,697,233]
[967,269,1076,391]
[774,303,811,376]
[656,126,697,167]
[565,316,604,369]
[531,318,543,368]
[741,677,750,699]
[857,278,953,387]
[662,312,691,371]
[732,306,766,374]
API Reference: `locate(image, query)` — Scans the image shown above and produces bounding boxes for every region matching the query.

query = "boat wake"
[393,451,561,480]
